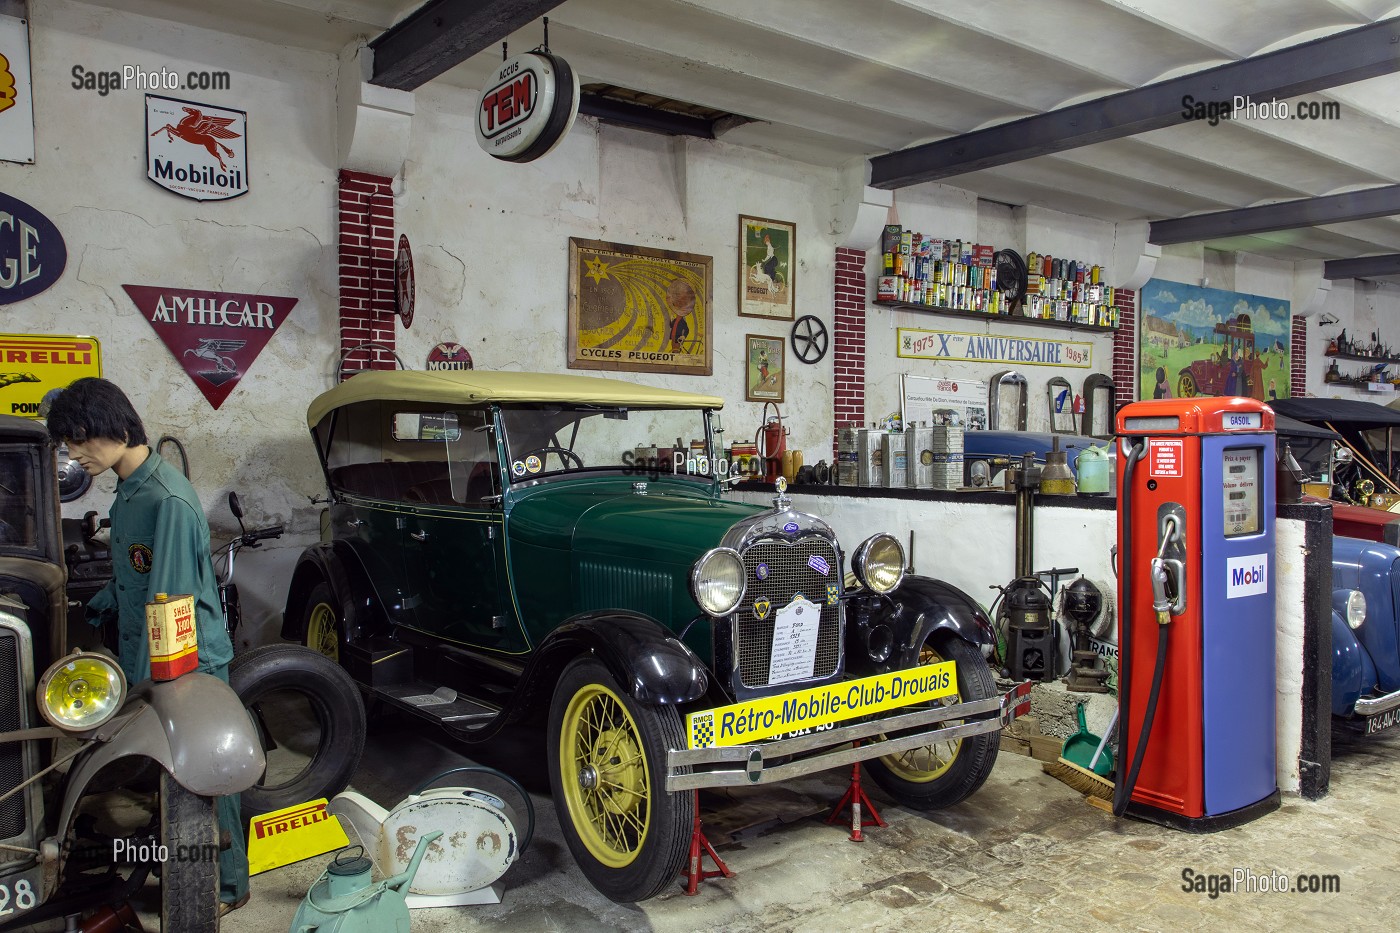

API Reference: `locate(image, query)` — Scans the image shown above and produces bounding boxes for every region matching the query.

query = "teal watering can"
[290,831,443,933]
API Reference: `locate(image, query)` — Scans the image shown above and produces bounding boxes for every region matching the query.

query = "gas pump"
[1114,397,1280,831]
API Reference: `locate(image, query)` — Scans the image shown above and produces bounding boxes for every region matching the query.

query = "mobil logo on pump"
[1226,554,1268,598]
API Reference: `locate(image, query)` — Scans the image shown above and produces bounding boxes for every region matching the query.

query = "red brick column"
[1111,291,1138,408]
[338,170,397,380]
[1290,316,1306,396]
[833,247,867,454]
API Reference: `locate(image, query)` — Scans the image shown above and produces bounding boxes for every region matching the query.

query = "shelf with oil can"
[872,300,1118,334]
[1324,350,1400,366]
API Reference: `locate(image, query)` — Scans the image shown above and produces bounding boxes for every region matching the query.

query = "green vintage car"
[283,370,1029,902]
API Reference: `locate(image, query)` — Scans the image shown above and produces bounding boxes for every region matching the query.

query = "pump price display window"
[1222,448,1261,537]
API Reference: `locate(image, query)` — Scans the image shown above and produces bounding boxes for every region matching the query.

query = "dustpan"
[1062,703,1114,776]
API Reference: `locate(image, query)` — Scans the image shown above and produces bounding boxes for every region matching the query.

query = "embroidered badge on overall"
[129,543,153,573]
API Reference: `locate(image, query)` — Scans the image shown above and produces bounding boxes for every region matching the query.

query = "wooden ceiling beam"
[868,17,1400,189]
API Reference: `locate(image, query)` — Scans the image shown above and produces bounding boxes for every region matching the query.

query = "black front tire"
[230,644,367,817]
[864,634,1001,811]
[546,656,692,903]
[159,770,219,933]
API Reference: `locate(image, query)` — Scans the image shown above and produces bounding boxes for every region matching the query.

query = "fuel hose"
[1112,439,1170,817]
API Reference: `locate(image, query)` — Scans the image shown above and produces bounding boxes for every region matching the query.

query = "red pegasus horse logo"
[150,107,240,170]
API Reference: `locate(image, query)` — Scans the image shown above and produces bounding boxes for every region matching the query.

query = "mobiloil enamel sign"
[687,662,956,749]
[475,52,579,163]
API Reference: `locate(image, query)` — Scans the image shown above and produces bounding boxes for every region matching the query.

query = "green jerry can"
[290,830,443,933]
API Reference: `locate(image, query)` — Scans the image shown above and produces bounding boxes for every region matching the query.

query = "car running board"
[374,682,499,725]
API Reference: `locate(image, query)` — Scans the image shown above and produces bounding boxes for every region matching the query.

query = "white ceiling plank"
[655,0,1128,109]
[1088,0,1368,57]
[887,0,1225,86]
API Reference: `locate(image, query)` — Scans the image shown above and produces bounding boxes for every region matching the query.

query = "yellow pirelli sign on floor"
[687,662,956,748]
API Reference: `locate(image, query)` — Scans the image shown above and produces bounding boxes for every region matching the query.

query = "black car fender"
[847,574,996,676]
[512,610,708,714]
[281,540,392,645]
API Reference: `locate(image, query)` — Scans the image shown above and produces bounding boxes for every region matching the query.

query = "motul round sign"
[427,342,473,371]
[475,52,579,163]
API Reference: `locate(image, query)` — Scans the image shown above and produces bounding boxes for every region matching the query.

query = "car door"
[396,408,526,653]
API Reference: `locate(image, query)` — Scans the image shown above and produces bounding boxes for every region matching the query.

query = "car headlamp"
[1347,590,1366,630]
[853,534,906,595]
[37,652,126,731]
[690,547,746,616]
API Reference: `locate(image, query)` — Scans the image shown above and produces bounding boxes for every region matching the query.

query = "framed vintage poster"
[1138,278,1290,402]
[745,334,785,402]
[739,215,795,321]
[568,238,713,376]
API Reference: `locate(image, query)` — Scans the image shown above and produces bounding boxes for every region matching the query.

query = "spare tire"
[229,644,366,817]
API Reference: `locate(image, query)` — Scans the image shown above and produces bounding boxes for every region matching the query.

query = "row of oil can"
[837,423,964,490]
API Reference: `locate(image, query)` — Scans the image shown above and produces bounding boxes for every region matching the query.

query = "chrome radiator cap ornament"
[773,475,790,510]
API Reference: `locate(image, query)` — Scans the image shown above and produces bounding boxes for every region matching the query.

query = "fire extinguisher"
[755,401,788,484]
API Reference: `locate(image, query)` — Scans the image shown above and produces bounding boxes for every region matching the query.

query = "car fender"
[54,673,264,844]
[281,540,392,644]
[1332,608,1377,718]
[877,574,996,671]
[516,611,708,710]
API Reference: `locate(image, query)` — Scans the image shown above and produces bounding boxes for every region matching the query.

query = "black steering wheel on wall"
[791,315,830,364]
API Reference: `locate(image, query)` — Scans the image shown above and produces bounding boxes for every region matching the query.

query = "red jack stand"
[825,745,885,841]
[681,790,734,895]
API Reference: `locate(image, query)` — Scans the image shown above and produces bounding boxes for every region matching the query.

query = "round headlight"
[690,547,746,616]
[38,652,126,731]
[853,534,906,595]
[1347,589,1367,630]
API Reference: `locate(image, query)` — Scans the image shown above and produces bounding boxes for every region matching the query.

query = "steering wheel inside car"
[523,446,585,472]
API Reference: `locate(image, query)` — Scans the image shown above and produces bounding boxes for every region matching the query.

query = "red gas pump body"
[1116,397,1279,830]
[756,403,788,484]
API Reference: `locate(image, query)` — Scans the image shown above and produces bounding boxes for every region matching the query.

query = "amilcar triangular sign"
[123,284,296,409]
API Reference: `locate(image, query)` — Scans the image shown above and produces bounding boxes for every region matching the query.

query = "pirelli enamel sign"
[686,662,957,749]
[0,334,101,417]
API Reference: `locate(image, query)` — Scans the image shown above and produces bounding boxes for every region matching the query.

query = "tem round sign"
[475,52,579,163]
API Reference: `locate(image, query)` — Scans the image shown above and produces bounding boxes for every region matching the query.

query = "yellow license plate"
[687,662,956,749]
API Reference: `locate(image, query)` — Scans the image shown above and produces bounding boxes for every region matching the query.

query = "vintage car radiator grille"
[737,538,841,688]
[0,629,24,839]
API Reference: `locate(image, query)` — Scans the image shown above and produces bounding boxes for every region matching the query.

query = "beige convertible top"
[307,370,725,427]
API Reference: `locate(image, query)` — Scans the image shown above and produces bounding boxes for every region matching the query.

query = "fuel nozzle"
[1150,558,1173,624]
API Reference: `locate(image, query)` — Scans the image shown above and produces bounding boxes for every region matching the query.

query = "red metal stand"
[825,745,885,841]
[682,790,734,895]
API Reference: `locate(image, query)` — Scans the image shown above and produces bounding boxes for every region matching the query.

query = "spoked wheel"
[864,634,1000,810]
[1177,372,1198,398]
[302,582,340,662]
[230,644,366,817]
[547,657,691,903]
[791,315,830,364]
[159,771,219,933]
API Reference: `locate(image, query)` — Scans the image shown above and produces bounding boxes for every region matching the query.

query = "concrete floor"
[201,714,1397,933]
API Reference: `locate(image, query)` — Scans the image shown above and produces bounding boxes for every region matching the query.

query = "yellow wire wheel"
[559,681,651,867]
[864,633,1001,811]
[878,646,962,782]
[302,583,340,663]
[547,655,693,903]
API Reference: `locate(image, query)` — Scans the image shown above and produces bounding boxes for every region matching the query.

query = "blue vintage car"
[1332,535,1400,732]
[960,431,1108,487]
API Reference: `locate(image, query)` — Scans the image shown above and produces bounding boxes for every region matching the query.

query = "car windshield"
[499,405,717,481]
[0,448,41,551]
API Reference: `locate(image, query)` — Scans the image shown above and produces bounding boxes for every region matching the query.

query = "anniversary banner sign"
[898,326,1093,369]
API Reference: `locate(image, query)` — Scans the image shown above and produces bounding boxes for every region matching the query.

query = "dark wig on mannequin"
[45,378,149,447]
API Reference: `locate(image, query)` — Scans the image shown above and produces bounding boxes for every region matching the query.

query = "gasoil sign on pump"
[1114,397,1280,830]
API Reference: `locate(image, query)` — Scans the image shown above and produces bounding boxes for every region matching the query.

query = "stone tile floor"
[209,717,1396,933]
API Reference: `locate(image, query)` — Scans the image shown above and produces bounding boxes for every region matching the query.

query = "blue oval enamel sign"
[0,191,66,304]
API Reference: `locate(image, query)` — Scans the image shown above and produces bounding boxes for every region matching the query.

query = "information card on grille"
[686,662,956,749]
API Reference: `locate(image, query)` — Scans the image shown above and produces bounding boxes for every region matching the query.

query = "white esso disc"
[476,52,580,163]
[379,789,518,895]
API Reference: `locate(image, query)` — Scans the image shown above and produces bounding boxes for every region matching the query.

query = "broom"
[1042,709,1116,802]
